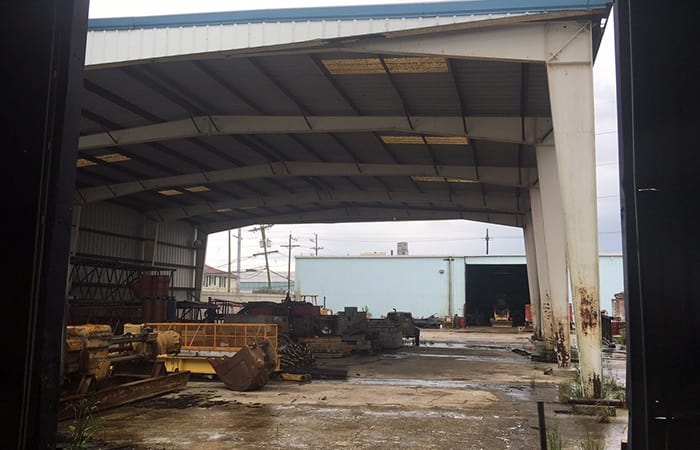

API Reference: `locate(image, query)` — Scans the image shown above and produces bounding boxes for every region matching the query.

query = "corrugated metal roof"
[76,4,611,232]
[87,1,613,30]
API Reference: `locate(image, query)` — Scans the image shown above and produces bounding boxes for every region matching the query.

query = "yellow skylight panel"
[157,189,183,196]
[380,135,424,145]
[380,135,468,145]
[76,158,97,168]
[185,185,210,193]
[322,58,385,74]
[411,176,477,184]
[425,136,468,145]
[384,57,448,74]
[95,153,130,163]
[322,57,448,75]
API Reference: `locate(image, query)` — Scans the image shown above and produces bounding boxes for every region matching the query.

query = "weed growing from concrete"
[597,407,613,423]
[602,372,626,405]
[580,432,605,450]
[546,422,563,450]
[68,397,101,450]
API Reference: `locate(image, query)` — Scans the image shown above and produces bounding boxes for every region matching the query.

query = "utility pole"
[227,229,232,292]
[250,225,273,290]
[483,228,491,255]
[443,257,455,318]
[311,233,323,256]
[236,228,241,294]
[281,233,301,293]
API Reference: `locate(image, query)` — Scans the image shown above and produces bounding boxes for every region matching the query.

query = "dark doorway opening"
[464,264,530,327]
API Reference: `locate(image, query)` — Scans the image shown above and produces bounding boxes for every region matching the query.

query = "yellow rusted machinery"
[147,322,279,374]
[59,323,189,420]
[490,298,513,328]
[63,323,182,381]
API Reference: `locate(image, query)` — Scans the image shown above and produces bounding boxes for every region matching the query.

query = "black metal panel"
[255,55,358,115]
[392,72,463,116]
[2,1,89,448]
[616,1,700,448]
[452,60,522,116]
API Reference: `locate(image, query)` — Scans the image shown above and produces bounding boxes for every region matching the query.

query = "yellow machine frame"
[147,322,280,374]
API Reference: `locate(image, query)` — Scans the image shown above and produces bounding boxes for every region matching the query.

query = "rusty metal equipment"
[223,298,322,342]
[367,319,404,350]
[385,311,421,346]
[147,322,279,374]
[208,339,277,391]
[59,323,188,420]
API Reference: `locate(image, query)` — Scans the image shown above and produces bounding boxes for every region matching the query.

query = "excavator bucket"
[208,339,276,391]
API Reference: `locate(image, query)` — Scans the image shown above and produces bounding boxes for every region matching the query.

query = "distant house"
[235,269,294,293]
[202,265,238,293]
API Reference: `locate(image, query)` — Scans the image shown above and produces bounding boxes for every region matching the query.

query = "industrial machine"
[59,323,189,420]
[490,297,513,327]
[385,311,421,346]
[224,298,322,343]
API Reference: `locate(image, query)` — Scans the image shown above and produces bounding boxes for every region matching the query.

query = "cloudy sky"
[89,1,621,272]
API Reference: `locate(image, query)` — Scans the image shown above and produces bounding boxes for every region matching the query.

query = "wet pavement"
[56,328,628,449]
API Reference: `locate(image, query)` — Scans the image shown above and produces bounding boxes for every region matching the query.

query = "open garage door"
[464,264,529,327]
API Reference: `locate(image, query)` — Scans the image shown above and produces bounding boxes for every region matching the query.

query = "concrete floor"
[56,328,628,449]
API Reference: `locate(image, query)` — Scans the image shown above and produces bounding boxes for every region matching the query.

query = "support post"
[529,187,555,351]
[193,229,207,300]
[523,213,541,338]
[536,143,571,368]
[143,221,159,266]
[546,22,602,395]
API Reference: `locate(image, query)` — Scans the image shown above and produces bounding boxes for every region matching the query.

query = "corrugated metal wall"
[156,221,196,291]
[295,256,464,318]
[73,202,199,299]
[77,202,144,260]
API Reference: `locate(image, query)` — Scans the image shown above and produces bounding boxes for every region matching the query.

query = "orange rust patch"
[577,287,599,335]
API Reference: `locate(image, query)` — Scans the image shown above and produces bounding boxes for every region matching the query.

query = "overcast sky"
[88,1,621,272]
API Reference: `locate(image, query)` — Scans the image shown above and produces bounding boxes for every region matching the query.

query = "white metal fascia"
[74,161,538,204]
[202,206,522,234]
[78,116,552,150]
[85,13,523,67]
[148,189,528,222]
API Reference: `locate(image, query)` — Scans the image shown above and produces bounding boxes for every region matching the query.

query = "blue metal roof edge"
[88,0,612,31]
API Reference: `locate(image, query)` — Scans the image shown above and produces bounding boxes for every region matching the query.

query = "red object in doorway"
[525,304,532,324]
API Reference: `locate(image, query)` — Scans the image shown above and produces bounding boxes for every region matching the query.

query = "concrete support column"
[529,187,555,351]
[536,144,571,367]
[546,22,602,396]
[523,213,541,338]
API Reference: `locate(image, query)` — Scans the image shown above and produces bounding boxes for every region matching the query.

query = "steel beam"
[148,189,527,222]
[202,206,522,234]
[536,143,571,367]
[546,22,602,396]
[344,21,594,63]
[78,115,551,150]
[75,162,537,204]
